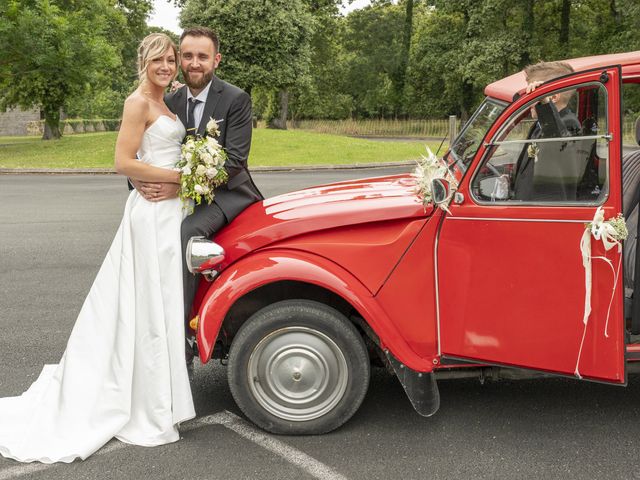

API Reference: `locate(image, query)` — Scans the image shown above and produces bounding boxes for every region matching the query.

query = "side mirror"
[431,178,453,205]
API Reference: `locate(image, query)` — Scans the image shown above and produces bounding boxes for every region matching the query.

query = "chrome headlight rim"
[186,236,225,274]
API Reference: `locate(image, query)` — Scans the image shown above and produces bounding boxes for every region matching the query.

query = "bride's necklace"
[143,92,165,106]
[140,82,166,106]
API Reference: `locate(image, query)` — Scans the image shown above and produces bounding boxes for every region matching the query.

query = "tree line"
[181,0,640,125]
[2,0,640,139]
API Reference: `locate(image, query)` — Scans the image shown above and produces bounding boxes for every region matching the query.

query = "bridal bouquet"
[177,118,228,211]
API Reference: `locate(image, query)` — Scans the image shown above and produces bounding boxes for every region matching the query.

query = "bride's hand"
[137,181,180,201]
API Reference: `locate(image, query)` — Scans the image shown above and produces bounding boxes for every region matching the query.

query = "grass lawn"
[0,129,439,169]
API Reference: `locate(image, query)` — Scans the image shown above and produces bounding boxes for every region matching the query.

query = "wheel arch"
[196,249,434,372]
[219,280,356,342]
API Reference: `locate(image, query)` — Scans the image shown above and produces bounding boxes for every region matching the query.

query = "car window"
[471,83,609,204]
[623,81,640,152]
[447,99,505,172]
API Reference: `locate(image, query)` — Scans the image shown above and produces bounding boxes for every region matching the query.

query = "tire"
[227,299,370,435]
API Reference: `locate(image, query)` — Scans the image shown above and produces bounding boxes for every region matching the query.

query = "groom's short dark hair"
[180,27,220,53]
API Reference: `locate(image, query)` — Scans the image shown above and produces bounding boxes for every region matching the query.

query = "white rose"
[194,184,204,194]
[182,165,192,175]
[195,164,207,176]
[201,151,214,165]
[206,136,220,149]
[206,167,217,178]
[184,139,196,152]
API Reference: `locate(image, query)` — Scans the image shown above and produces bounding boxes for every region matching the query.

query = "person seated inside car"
[512,61,583,201]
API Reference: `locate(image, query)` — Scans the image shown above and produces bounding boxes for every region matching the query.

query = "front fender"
[196,249,435,372]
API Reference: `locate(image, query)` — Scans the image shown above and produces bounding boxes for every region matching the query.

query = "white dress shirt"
[186,80,212,131]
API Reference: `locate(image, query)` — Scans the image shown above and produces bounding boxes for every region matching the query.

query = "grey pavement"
[2,170,640,479]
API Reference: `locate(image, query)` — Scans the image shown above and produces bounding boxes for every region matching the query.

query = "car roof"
[484,51,640,102]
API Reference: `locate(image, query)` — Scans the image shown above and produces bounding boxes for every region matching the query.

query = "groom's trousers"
[181,202,228,362]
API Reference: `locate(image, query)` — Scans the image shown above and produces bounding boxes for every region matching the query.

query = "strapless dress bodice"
[137,115,185,169]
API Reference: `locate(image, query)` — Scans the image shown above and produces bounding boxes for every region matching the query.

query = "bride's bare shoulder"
[122,91,150,120]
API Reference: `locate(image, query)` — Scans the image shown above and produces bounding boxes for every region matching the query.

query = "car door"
[437,66,625,383]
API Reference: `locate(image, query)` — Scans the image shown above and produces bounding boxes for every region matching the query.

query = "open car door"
[437,65,625,384]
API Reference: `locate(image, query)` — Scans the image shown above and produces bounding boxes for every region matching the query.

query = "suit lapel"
[173,87,188,130]
[197,76,224,136]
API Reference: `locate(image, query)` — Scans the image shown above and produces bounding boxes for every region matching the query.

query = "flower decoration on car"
[576,207,628,378]
[412,147,458,212]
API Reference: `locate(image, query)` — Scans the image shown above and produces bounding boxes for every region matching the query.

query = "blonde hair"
[137,33,178,84]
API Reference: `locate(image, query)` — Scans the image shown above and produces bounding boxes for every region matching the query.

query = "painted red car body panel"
[196,250,437,372]
[271,219,426,295]
[438,217,624,381]
[194,53,635,389]
[375,211,444,360]
[211,175,430,270]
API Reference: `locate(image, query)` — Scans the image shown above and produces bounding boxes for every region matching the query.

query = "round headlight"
[186,236,225,274]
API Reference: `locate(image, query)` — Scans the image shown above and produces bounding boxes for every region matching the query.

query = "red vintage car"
[187,51,640,435]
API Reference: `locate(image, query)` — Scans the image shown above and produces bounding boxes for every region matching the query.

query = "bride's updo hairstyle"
[137,33,178,84]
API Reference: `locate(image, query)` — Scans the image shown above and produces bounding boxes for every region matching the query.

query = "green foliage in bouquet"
[177,133,228,212]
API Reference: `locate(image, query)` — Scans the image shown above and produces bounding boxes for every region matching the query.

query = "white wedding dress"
[0,115,195,463]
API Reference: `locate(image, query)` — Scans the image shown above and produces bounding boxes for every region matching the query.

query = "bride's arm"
[114,96,181,184]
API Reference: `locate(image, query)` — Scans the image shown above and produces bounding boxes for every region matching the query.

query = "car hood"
[214,173,433,263]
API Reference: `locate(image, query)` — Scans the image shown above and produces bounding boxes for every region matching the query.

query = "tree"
[288,0,353,120]
[406,0,542,120]
[340,1,406,117]
[180,0,314,129]
[172,0,640,123]
[0,0,120,139]
[66,1,156,120]
[559,0,571,47]
[390,0,414,117]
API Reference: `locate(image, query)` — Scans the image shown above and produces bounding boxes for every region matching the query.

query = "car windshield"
[445,99,506,172]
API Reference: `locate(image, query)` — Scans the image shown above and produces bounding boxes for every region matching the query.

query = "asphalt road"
[2,170,640,480]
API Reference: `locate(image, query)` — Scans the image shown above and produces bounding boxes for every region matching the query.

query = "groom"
[133,26,263,368]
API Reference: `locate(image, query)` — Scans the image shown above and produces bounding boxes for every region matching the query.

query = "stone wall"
[0,108,40,136]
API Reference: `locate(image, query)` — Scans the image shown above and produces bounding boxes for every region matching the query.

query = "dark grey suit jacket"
[164,76,263,221]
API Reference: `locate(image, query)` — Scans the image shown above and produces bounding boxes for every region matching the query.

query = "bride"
[0,33,195,463]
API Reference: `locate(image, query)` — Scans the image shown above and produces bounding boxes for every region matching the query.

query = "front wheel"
[227,300,370,434]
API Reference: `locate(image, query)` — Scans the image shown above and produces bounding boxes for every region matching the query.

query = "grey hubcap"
[247,326,349,422]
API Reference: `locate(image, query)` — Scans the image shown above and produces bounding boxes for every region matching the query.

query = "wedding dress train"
[0,115,195,463]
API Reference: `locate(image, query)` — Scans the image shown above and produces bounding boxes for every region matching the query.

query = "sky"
[148,0,373,34]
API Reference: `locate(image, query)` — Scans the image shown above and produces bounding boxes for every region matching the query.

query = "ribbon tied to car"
[576,206,627,378]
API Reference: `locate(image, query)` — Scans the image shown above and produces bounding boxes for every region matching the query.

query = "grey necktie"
[186,98,201,135]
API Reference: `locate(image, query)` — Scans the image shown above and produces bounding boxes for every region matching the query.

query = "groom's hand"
[132,180,180,202]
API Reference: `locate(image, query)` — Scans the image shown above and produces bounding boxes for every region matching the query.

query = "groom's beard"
[183,69,214,90]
